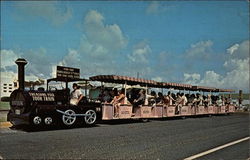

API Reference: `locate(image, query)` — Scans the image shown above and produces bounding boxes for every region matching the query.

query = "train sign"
[56,66,80,79]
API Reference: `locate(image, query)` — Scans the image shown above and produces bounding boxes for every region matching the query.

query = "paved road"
[0,110,8,122]
[0,114,249,159]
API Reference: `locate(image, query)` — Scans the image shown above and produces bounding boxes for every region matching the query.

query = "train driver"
[70,83,84,106]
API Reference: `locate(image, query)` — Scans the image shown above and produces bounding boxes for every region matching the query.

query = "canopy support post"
[124,81,127,96]
[85,80,87,97]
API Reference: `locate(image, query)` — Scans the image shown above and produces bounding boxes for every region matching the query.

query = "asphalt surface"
[0,113,249,159]
[0,110,8,121]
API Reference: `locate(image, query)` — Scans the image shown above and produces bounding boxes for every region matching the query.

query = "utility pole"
[239,90,243,106]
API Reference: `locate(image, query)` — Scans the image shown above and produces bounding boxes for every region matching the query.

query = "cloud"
[1,71,42,83]
[60,10,128,77]
[15,1,72,26]
[83,10,127,53]
[79,35,109,58]
[199,71,223,87]
[128,40,151,63]
[54,10,153,79]
[183,73,201,85]
[185,40,213,59]
[227,44,239,55]
[0,71,17,82]
[146,1,174,15]
[0,49,19,72]
[152,76,163,82]
[42,10,126,80]
[183,40,249,92]
[23,48,54,78]
[58,49,80,67]
[51,49,80,78]
[226,40,249,59]
[222,58,249,90]
[146,1,160,14]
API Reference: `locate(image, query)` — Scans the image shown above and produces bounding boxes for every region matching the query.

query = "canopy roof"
[191,86,217,92]
[90,75,157,87]
[89,74,234,92]
[157,82,192,90]
[216,88,235,92]
[47,77,89,83]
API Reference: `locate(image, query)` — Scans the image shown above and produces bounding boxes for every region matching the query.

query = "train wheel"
[84,109,97,125]
[33,116,42,125]
[44,117,53,125]
[62,109,76,126]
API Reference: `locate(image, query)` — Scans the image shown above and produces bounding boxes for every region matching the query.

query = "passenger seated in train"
[127,88,139,105]
[133,89,146,106]
[191,94,202,107]
[216,96,223,106]
[70,83,84,106]
[225,95,231,105]
[163,91,175,106]
[203,94,212,107]
[156,92,164,104]
[181,93,188,105]
[185,94,190,104]
[189,94,196,106]
[211,95,218,105]
[203,95,208,107]
[132,90,146,114]
[175,93,182,114]
[196,93,203,106]
[221,96,225,105]
[149,91,157,105]
[207,94,212,105]
[225,95,231,112]
[111,88,127,117]
[101,89,112,103]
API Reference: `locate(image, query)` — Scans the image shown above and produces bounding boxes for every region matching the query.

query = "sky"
[0,1,249,92]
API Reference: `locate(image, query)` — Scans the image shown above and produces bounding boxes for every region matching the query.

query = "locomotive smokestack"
[15,58,27,90]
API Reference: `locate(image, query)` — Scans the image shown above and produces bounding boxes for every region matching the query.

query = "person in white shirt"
[70,83,84,106]
[216,96,223,106]
[164,92,175,106]
[207,94,212,106]
[180,93,188,106]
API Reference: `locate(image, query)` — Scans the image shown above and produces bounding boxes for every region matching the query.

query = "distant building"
[0,78,18,98]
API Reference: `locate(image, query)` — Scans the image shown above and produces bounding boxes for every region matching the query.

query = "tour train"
[7,58,236,127]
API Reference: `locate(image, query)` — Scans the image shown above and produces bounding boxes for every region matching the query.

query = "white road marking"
[184,136,250,160]
[0,154,3,160]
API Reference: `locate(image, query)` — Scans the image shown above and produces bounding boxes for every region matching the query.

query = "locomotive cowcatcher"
[7,58,102,127]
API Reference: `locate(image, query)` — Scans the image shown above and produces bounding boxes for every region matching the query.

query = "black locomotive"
[7,58,101,127]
